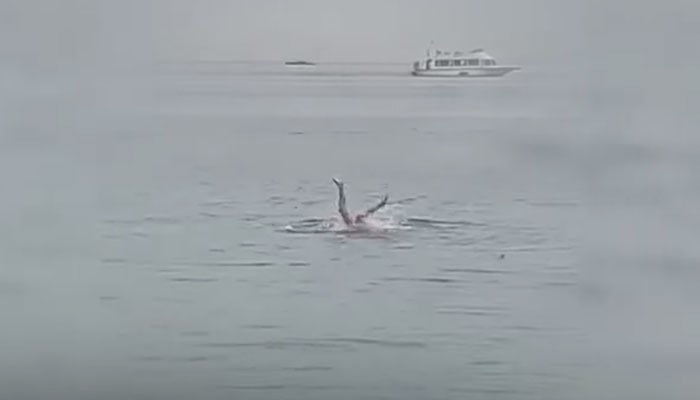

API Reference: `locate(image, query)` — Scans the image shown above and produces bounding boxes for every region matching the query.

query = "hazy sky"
[1,0,698,71]
[1,0,587,70]
[148,0,586,63]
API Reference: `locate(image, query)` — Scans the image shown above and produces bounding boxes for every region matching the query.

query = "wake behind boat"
[412,48,520,77]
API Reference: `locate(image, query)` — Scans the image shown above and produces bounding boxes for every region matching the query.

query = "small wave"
[392,195,428,205]
[284,365,333,372]
[470,360,505,366]
[287,261,311,267]
[320,337,426,348]
[436,310,501,316]
[201,199,238,207]
[528,200,579,207]
[169,277,218,283]
[192,261,276,267]
[197,340,351,350]
[380,276,462,284]
[105,216,183,225]
[405,217,486,228]
[282,218,332,233]
[283,216,400,234]
[199,211,221,218]
[440,267,511,274]
[217,385,286,391]
[218,383,350,391]
[242,324,283,330]
[143,216,182,224]
[436,305,505,316]
[300,199,325,206]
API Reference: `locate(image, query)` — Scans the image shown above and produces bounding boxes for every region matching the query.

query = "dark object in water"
[285,60,316,66]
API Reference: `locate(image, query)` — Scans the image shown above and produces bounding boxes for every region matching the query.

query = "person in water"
[332,178,388,228]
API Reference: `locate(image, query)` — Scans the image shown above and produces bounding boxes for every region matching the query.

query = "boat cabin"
[415,49,498,70]
[412,47,520,77]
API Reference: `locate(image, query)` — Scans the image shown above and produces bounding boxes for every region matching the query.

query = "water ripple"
[191,261,276,268]
[283,365,333,372]
[406,217,487,228]
[218,383,351,391]
[439,267,512,274]
[380,276,463,284]
[320,337,427,348]
[436,305,505,317]
[242,324,283,330]
[169,277,218,283]
[287,261,310,267]
[196,336,426,350]
[196,340,352,350]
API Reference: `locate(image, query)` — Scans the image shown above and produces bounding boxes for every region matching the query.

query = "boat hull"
[412,66,520,77]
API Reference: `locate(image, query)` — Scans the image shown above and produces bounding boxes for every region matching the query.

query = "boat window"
[436,60,450,67]
[467,59,479,66]
[484,59,495,66]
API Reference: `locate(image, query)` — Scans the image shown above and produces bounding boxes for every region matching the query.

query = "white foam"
[285,204,410,234]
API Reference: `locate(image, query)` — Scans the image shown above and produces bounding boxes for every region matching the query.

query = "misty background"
[1,0,586,69]
[2,1,700,399]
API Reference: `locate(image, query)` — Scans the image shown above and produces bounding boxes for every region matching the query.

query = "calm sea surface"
[6,61,693,399]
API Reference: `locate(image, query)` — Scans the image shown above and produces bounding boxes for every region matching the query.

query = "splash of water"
[284,204,408,234]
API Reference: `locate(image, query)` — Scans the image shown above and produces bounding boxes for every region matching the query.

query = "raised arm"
[360,194,388,218]
[332,178,353,226]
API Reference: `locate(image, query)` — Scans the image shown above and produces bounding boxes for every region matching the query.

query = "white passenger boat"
[412,48,520,77]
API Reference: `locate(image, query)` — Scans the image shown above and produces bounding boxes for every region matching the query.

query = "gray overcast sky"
[2,0,585,69]
[148,0,586,63]
[1,0,697,71]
